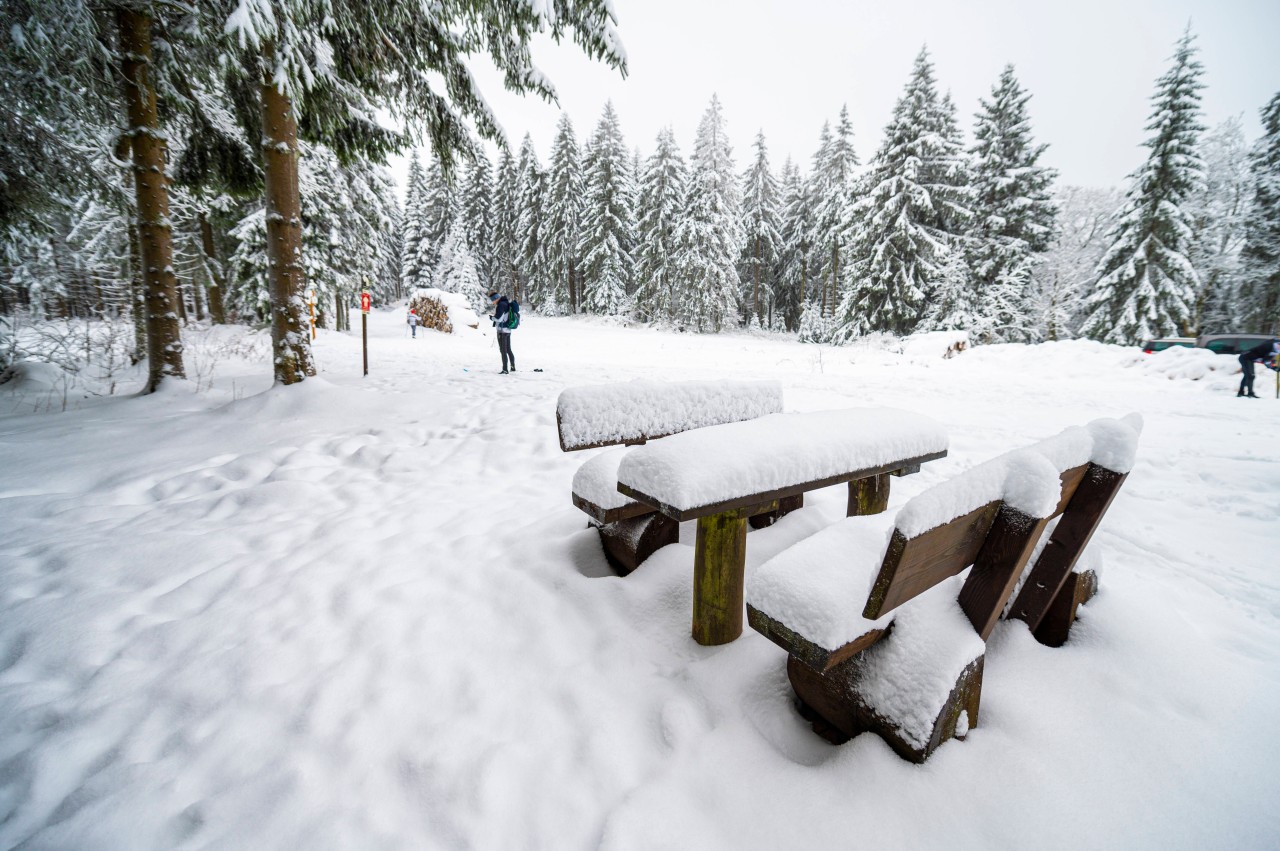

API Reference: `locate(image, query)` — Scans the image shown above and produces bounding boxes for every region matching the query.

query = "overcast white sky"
[390,0,1280,194]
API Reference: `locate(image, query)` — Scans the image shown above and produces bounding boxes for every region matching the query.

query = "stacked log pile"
[408,292,455,334]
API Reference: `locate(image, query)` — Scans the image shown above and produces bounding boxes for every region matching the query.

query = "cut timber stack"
[407,292,462,334]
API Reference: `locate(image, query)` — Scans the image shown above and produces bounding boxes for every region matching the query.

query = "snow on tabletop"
[572,447,636,510]
[556,379,783,450]
[854,576,986,750]
[895,448,1062,538]
[615,407,947,512]
[748,513,898,651]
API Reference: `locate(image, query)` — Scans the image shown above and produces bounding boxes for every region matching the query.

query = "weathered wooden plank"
[596,512,679,576]
[786,652,984,763]
[848,473,891,516]
[748,494,804,529]
[1009,466,1127,633]
[862,502,1001,620]
[1032,568,1099,647]
[746,604,887,672]
[619,449,948,522]
[692,502,776,646]
[571,491,656,526]
[957,507,1052,640]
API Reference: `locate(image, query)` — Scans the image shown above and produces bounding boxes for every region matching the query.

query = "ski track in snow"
[1,311,1278,849]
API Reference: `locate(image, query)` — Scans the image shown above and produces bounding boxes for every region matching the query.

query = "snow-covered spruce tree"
[1188,117,1250,334]
[579,101,635,316]
[416,155,457,285]
[634,128,688,323]
[837,47,973,339]
[515,134,547,306]
[811,108,859,316]
[777,157,817,332]
[543,114,585,313]
[435,221,488,312]
[491,147,521,299]
[965,65,1059,342]
[2,0,196,389]
[1239,92,1280,335]
[218,0,626,384]
[672,95,743,332]
[739,130,783,325]
[460,149,494,292]
[1081,30,1205,344]
[399,152,428,292]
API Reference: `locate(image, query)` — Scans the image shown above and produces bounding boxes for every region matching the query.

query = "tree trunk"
[117,5,184,391]
[197,211,227,324]
[260,55,316,385]
[753,237,761,323]
[128,224,146,363]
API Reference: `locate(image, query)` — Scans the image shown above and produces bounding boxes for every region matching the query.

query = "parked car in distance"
[1141,337,1195,354]
[1195,334,1276,356]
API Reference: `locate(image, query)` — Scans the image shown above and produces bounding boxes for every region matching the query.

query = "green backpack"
[507,299,521,330]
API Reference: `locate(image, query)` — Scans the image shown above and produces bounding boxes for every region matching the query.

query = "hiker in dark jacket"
[489,291,516,374]
[1237,339,1280,398]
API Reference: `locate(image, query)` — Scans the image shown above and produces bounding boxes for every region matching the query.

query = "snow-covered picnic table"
[615,407,949,645]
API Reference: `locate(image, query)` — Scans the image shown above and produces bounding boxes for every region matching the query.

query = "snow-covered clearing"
[2,308,1278,849]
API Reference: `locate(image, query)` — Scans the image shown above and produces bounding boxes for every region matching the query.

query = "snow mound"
[900,330,970,361]
[556,379,783,451]
[0,358,67,391]
[1128,345,1238,381]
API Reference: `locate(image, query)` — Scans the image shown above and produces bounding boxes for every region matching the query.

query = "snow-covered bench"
[616,407,950,645]
[746,415,1142,763]
[558,380,785,574]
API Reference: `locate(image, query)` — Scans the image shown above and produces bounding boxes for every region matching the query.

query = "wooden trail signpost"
[360,287,371,376]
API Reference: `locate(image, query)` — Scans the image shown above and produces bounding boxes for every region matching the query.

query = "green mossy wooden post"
[692,502,775,645]
[848,473,891,516]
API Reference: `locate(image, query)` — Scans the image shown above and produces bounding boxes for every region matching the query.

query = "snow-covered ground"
[2,307,1278,849]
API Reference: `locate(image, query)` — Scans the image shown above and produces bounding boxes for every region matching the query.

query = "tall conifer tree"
[1240,93,1280,334]
[673,95,742,332]
[579,102,635,315]
[1081,30,1205,344]
[966,65,1059,342]
[837,47,972,338]
[739,131,784,325]
[634,128,688,322]
[544,114,585,313]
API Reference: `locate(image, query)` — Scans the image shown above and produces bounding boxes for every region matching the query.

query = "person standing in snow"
[407,308,419,338]
[1237,338,1279,398]
[489,291,516,374]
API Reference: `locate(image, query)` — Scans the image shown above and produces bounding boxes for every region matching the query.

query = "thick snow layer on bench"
[616,407,947,512]
[894,414,1144,538]
[556,380,783,450]
[1025,414,1145,475]
[571,448,636,511]
[895,449,1062,538]
[748,514,898,651]
[855,576,985,749]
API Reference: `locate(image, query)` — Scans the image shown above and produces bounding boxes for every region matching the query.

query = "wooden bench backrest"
[555,379,783,452]
[862,415,1141,640]
[862,464,1090,619]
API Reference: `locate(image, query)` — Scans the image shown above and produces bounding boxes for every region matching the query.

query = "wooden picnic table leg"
[848,473,890,516]
[692,501,777,646]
